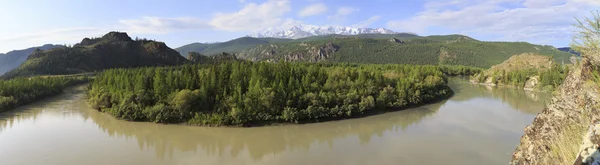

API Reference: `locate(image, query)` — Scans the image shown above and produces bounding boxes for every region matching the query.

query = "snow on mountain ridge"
[249,24,404,39]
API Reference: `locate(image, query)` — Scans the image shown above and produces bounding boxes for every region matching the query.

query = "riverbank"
[0,76,90,113]
[469,80,554,92]
[185,90,454,127]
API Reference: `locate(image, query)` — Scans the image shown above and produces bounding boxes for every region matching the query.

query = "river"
[0,78,550,165]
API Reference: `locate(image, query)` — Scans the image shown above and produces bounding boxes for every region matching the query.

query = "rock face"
[574,123,600,165]
[524,76,540,91]
[511,55,600,164]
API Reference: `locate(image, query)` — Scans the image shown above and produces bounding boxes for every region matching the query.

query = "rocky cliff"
[511,53,600,164]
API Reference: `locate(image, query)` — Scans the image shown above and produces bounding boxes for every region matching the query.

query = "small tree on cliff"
[572,10,600,56]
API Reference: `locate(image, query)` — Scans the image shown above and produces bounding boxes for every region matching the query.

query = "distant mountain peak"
[249,24,407,39]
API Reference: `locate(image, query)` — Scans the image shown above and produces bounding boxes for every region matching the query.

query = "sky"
[0,0,598,53]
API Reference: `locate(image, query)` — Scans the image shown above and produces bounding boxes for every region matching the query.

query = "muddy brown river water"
[0,78,550,165]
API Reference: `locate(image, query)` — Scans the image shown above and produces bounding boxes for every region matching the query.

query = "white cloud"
[386,0,600,45]
[0,27,108,52]
[522,0,564,8]
[298,3,328,17]
[119,17,211,34]
[328,7,359,21]
[209,0,293,31]
[352,16,382,28]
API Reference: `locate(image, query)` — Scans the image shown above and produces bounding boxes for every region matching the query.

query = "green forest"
[0,76,89,112]
[88,62,477,126]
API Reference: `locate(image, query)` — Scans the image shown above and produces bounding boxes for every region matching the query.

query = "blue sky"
[0,0,598,53]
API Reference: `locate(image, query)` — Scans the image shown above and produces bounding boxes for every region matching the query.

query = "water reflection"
[84,100,446,161]
[448,78,550,114]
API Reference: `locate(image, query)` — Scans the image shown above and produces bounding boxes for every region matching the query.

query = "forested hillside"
[238,36,572,68]
[88,62,476,126]
[175,34,571,68]
[2,32,189,79]
[176,37,291,56]
[0,44,63,75]
[186,52,240,64]
[174,34,419,56]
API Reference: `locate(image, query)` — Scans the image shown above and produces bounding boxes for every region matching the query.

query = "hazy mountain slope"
[0,44,63,75]
[175,37,292,56]
[2,32,188,79]
[238,37,572,68]
[558,47,581,56]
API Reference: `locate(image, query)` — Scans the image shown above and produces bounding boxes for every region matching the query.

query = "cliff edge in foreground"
[511,54,600,164]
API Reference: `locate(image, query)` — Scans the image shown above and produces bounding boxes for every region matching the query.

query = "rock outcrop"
[511,54,600,164]
[471,53,556,90]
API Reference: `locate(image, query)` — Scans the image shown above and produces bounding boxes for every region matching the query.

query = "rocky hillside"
[2,32,188,79]
[237,37,572,68]
[511,52,600,164]
[470,53,566,91]
[0,44,63,75]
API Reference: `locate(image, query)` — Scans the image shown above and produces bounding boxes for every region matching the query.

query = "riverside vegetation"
[88,62,479,126]
[0,76,89,112]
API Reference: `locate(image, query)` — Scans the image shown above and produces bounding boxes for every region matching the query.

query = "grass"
[547,112,590,164]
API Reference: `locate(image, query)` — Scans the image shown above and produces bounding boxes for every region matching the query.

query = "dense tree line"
[0,76,89,112]
[88,62,473,126]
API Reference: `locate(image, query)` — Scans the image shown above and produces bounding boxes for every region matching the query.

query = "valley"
[0,9,596,165]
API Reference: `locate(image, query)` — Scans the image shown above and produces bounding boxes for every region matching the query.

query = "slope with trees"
[176,37,292,56]
[0,44,63,75]
[2,32,189,79]
[471,53,568,91]
[237,36,572,68]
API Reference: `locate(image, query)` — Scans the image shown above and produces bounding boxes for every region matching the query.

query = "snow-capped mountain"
[249,24,401,39]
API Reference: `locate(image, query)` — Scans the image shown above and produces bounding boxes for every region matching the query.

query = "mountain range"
[175,33,572,68]
[0,30,575,79]
[0,44,64,75]
[249,24,401,39]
